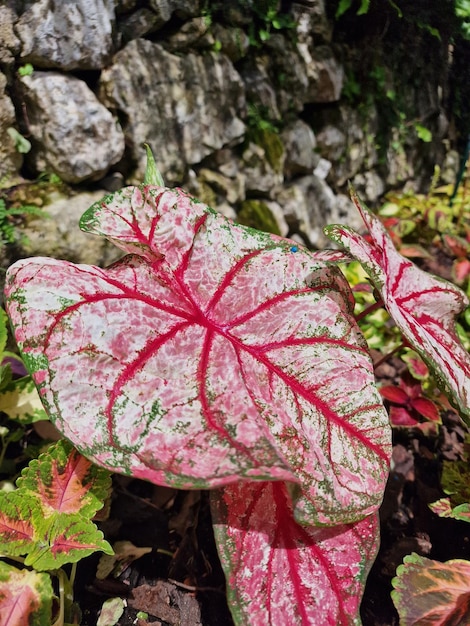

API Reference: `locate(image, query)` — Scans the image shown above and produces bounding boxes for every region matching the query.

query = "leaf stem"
[355,299,385,322]
[373,342,404,370]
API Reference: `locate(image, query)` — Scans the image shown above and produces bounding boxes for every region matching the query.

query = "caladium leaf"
[17,439,112,519]
[325,191,470,420]
[4,185,390,526]
[211,481,379,626]
[0,561,53,626]
[392,553,470,625]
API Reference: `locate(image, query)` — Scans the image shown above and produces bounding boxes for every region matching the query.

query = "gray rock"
[164,17,213,51]
[99,39,245,183]
[0,73,22,180]
[264,36,344,113]
[239,58,280,121]
[20,190,122,266]
[118,8,162,42]
[281,120,319,178]
[351,171,385,204]
[291,0,332,42]
[197,168,245,205]
[315,105,379,185]
[0,5,20,68]
[242,142,284,196]
[149,0,201,22]
[17,0,115,70]
[276,175,362,248]
[20,72,125,183]
[210,24,250,62]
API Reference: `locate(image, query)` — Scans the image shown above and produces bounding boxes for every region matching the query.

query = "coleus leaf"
[211,481,379,625]
[0,561,53,626]
[391,553,470,624]
[17,439,112,518]
[325,191,470,421]
[23,514,113,571]
[4,185,391,526]
[0,492,42,557]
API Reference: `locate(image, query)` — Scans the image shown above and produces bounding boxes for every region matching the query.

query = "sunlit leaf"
[325,191,470,421]
[17,439,112,518]
[211,481,380,625]
[0,377,48,424]
[392,553,470,624]
[5,185,391,527]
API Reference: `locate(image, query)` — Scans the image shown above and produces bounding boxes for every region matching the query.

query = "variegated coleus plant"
[4,153,470,625]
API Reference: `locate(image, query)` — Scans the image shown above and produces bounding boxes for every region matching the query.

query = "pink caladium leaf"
[211,481,380,626]
[5,185,390,527]
[325,191,470,421]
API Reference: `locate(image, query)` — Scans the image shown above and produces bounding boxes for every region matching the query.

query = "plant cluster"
[0,149,469,624]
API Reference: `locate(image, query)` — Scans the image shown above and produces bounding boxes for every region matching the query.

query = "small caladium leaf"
[392,553,470,624]
[5,184,391,526]
[17,439,112,519]
[325,191,470,420]
[24,514,113,571]
[0,561,53,626]
[211,481,379,626]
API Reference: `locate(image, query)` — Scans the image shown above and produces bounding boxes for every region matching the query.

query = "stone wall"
[0,0,458,267]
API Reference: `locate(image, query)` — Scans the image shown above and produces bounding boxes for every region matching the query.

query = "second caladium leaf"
[5,185,391,526]
[325,191,470,420]
[211,482,380,625]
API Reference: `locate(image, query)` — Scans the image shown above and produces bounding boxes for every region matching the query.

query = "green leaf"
[18,63,34,77]
[0,308,9,358]
[415,124,432,143]
[358,0,371,15]
[335,0,353,18]
[6,128,31,154]
[0,377,48,424]
[143,144,164,186]
[0,560,53,626]
[17,439,113,519]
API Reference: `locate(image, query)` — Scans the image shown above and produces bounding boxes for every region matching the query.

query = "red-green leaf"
[5,185,391,526]
[24,514,113,571]
[0,492,41,557]
[211,481,379,626]
[392,553,470,624]
[0,561,53,626]
[325,191,470,421]
[17,439,112,518]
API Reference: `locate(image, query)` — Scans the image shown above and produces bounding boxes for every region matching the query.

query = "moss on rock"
[237,199,281,235]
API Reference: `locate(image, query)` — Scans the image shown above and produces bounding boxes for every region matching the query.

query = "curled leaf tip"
[143,143,165,186]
